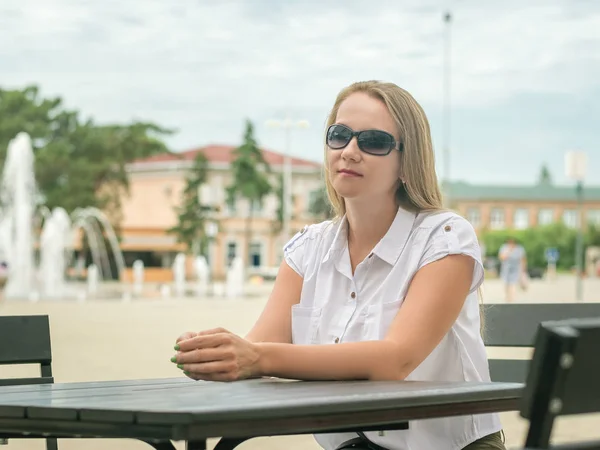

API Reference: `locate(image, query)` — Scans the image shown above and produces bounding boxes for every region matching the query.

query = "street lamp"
[442,10,453,207]
[565,150,587,302]
[265,117,310,243]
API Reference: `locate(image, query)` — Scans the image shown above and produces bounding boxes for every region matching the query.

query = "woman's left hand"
[172,328,262,382]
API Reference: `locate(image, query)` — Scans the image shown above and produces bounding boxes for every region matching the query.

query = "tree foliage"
[309,184,333,221]
[538,164,553,185]
[271,173,284,235]
[0,85,172,222]
[167,153,214,255]
[481,222,600,271]
[226,120,272,266]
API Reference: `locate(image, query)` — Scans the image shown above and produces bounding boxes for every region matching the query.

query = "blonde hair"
[323,80,443,219]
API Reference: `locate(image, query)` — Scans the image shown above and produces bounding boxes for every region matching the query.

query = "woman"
[172,81,505,450]
[498,238,527,303]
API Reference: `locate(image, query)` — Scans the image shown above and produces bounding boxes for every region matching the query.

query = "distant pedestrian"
[0,261,7,296]
[498,238,527,303]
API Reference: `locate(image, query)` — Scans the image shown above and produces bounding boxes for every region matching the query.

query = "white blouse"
[283,206,502,450]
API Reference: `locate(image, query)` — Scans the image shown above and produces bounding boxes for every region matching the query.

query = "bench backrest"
[520,317,600,449]
[0,315,54,386]
[481,303,600,383]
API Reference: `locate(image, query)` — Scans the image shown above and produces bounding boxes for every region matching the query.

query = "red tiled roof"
[135,145,321,168]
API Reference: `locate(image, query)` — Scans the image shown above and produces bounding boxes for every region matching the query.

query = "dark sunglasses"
[326,124,403,156]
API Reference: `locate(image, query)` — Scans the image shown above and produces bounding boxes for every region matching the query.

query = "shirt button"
[334,337,340,343]
[444,225,451,232]
[368,253,373,258]
[350,292,356,299]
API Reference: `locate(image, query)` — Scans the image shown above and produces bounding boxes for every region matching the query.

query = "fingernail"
[170,356,177,363]
[177,364,184,370]
[174,344,180,351]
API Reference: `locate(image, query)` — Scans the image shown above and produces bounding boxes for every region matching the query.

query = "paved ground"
[0,274,599,449]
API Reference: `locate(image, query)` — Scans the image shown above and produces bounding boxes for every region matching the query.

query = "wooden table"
[0,377,523,449]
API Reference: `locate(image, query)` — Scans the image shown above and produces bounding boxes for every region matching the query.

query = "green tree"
[167,153,214,255]
[271,173,284,235]
[538,164,553,185]
[480,222,599,271]
[309,185,333,221]
[270,173,298,235]
[226,120,272,267]
[0,85,172,223]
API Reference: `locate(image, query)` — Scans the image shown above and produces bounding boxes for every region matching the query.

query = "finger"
[174,347,226,364]
[176,332,232,352]
[197,327,229,336]
[181,360,236,375]
[176,332,198,344]
[183,362,242,382]
[183,371,235,382]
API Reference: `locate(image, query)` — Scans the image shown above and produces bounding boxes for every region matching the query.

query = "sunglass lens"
[327,125,352,149]
[358,130,394,155]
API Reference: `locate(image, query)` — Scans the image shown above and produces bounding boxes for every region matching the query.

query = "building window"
[466,207,481,227]
[226,241,237,266]
[562,209,579,228]
[249,241,262,268]
[587,209,600,226]
[250,199,262,215]
[490,208,505,230]
[226,196,236,215]
[513,208,529,230]
[538,208,554,226]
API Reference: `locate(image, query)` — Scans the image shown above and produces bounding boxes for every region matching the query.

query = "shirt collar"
[372,207,418,265]
[321,206,418,266]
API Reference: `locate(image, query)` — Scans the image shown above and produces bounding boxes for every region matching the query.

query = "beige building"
[118,145,323,282]
[446,180,600,233]
[118,146,600,282]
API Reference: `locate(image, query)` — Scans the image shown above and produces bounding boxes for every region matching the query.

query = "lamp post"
[204,220,218,284]
[442,10,453,207]
[565,150,587,302]
[265,116,310,243]
[199,183,219,277]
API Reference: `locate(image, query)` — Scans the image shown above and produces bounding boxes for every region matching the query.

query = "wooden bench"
[482,303,600,383]
[0,315,58,450]
[519,316,600,449]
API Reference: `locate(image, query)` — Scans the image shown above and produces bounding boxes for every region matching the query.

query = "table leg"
[186,441,207,450]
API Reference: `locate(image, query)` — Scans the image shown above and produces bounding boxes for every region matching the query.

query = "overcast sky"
[1,0,599,184]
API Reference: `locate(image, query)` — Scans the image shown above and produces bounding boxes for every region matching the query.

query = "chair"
[481,303,600,383]
[0,315,58,450]
[519,317,600,449]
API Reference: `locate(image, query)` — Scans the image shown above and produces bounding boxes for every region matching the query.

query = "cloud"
[1,0,599,183]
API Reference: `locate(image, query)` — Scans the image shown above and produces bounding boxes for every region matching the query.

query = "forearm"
[257,340,409,381]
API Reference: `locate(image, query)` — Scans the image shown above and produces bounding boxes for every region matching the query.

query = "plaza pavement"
[0,274,599,449]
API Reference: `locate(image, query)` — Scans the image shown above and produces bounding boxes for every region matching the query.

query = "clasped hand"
[171,328,261,382]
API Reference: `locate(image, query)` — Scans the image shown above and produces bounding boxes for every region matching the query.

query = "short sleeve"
[418,217,484,293]
[282,225,312,277]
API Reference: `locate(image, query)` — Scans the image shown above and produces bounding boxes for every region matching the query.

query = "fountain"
[226,256,245,298]
[0,132,126,300]
[0,133,35,298]
[39,207,72,298]
[172,252,186,297]
[87,264,99,296]
[194,255,209,297]
[132,260,144,296]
